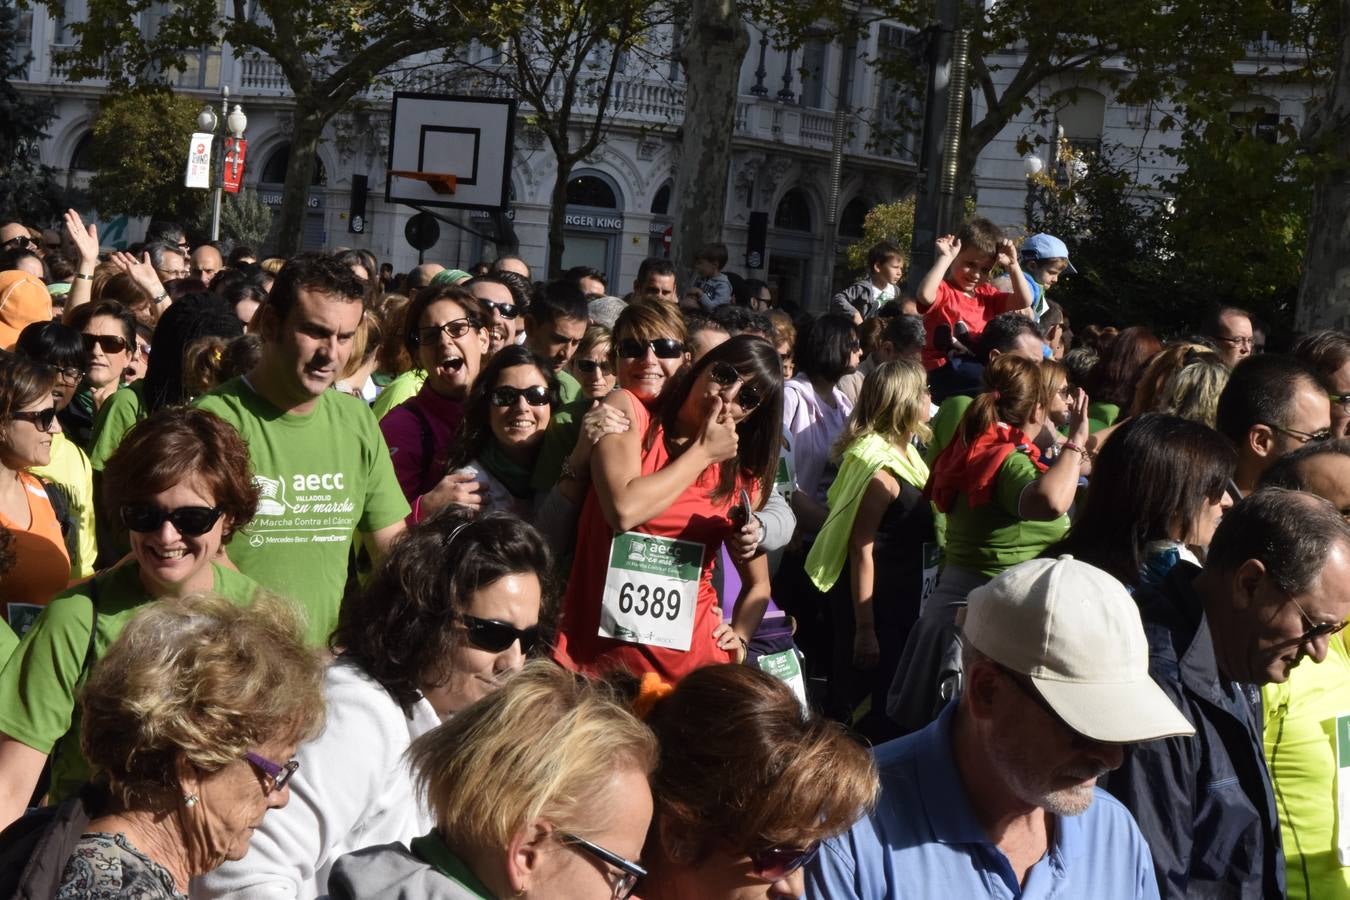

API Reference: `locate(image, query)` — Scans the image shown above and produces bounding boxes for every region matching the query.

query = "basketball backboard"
[385,92,516,211]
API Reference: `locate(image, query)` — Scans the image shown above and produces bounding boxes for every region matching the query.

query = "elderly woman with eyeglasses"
[197,510,551,900]
[0,407,262,831]
[54,591,325,899]
[329,660,657,900]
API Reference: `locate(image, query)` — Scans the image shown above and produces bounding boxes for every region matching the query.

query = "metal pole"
[907,0,958,294]
[210,85,229,241]
[820,34,856,310]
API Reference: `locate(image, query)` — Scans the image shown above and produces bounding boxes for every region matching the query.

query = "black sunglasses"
[2,234,34,249]
[82,333,130,355]
[461,614,540,654]
[618,337,684,359]
[415,318,479,345]
[11,406,59,432]
[747,842,820,881]
[559,833,646,900]
[575,358,612,376]
[120,504,224,536]
[479,298,520,319]
[490,385,551,407]
[708,361,763,411]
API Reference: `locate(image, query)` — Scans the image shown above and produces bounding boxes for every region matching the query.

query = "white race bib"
[759,649,809,712]
[1336,713,1350,865]
[921,542,941,608]
[599,532,704,651]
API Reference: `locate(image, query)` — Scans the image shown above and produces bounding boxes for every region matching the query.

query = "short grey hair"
[146,241,186,273]
[1206,487,1350,595]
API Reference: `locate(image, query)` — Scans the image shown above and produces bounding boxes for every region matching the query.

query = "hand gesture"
[63,209,99,266]
[996,238,1018,269]
[697,396,739,464]
[935,234,961,261]
[727,515,763,563]
[110,250,164,297]
[421,470,483,517]
[581,399,629,445]
[1066,387,1091,447]
[713,621,749,664]
[853,626,880,670]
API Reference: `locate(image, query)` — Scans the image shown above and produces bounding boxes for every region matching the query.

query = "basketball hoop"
[388,170,458,195]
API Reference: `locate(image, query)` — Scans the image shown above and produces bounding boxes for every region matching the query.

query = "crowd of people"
[0,207,1347,900]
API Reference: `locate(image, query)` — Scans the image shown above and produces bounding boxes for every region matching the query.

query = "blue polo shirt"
[806,702,1161,899]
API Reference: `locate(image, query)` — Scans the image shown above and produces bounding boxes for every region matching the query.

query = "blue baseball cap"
[1020,234,1076,273]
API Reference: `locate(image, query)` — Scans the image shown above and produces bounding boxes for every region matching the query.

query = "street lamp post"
[1023,152,1044,229]
[196,86,248,242]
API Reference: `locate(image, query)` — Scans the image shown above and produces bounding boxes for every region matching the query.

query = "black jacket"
[1104,562,1285,899]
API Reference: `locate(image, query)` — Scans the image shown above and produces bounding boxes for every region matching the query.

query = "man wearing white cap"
[806,555,1192,900]
[1105,488,1350,900]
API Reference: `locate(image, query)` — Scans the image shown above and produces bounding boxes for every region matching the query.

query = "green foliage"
[191,189,273,247]
[0,2,62,224]
[88,88,209,222]
[1029,123,1311,343]
[844,198,915,271]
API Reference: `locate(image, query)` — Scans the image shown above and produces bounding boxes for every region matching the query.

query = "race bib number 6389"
[599,532,704,651]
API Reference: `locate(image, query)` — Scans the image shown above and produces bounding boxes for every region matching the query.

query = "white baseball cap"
[964,555,1195,744]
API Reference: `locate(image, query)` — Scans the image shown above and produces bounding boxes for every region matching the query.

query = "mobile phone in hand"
[730,489,752,528]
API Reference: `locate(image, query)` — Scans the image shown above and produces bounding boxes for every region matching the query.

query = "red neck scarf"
[928,421,1046,513]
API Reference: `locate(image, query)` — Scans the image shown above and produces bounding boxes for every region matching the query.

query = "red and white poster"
[184,133,213,189]
[223,138,248,194]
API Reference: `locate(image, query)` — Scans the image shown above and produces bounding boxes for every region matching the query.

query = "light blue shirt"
[806,702,1161,900]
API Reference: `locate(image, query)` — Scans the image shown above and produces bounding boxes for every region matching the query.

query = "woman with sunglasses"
[611,300,688,408]
[197,509,551,899]
[570,325,617,400]
[554,335,783,682]
[329,659,656,900]
[634,664,877,900]
[0,406,262,830]
[0,354,70,659]
[380,285,489,509]
[61,299,139,452]
[55,591,324,899]
[15,322,98,582]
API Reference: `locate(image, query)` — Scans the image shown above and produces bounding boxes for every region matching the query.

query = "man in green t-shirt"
[525,280,594,492]
[196,254,409,645]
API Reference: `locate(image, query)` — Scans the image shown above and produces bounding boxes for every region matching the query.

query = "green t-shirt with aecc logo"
[0,559,261,804]
[195,377,410,645]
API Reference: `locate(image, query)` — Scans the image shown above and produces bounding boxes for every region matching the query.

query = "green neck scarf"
[410,832,496,899]
[481,440,535,499]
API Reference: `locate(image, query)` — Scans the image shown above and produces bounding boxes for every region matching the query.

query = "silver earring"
[183,793,198,808]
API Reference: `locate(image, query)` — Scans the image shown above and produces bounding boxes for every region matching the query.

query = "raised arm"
[997,238,1034,312]
[62,209,99,314]
[1019,389,1090,520]
[916,235,960,310]
[591,392,737,532]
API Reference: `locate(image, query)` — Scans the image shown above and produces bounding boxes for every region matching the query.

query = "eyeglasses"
[490,385,551,407]
[48,364,85,383]
[747,843,820,881]
[708,361,763,411]
[618,337,684,360]
[1263,422,1333,445]
[120,504,224,536]
[158,268,191,280]
[414,318,479,345]
[558,833,646,900]
[1287,594,1349,646]
[10,406,59,432]
[1216,335,1255,349]
[82,333,130,355]
[461,614,540,653]
[244,751,300,794]
[2,234,34,249]
[575,358,613,376]
[479,298,520,319]
[1329,392,1350,413]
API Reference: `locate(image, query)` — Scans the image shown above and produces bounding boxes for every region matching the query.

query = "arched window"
[259,144,327,185]
[651,182,671,216]
[69,132,95,172]
[839,196,868,238]
[774,189,812,231]
[566,174,618,208]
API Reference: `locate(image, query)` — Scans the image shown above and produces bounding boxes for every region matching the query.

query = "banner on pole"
[185,133,214,189]
[223,138,248,194]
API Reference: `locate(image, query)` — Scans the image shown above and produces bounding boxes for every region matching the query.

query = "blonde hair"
[340,308,382,381]
[1131,341,1210,417]
[409,660,657,850]
[259,257,286,276]
[1158,350,1230,427]
[833,359,931,460]
[1039,357,1068,401]
[79,592,325,810]
[577,324,612,360]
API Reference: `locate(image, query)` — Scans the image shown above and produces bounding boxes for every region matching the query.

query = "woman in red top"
[555,336,783,682]
[0,355,70,642]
